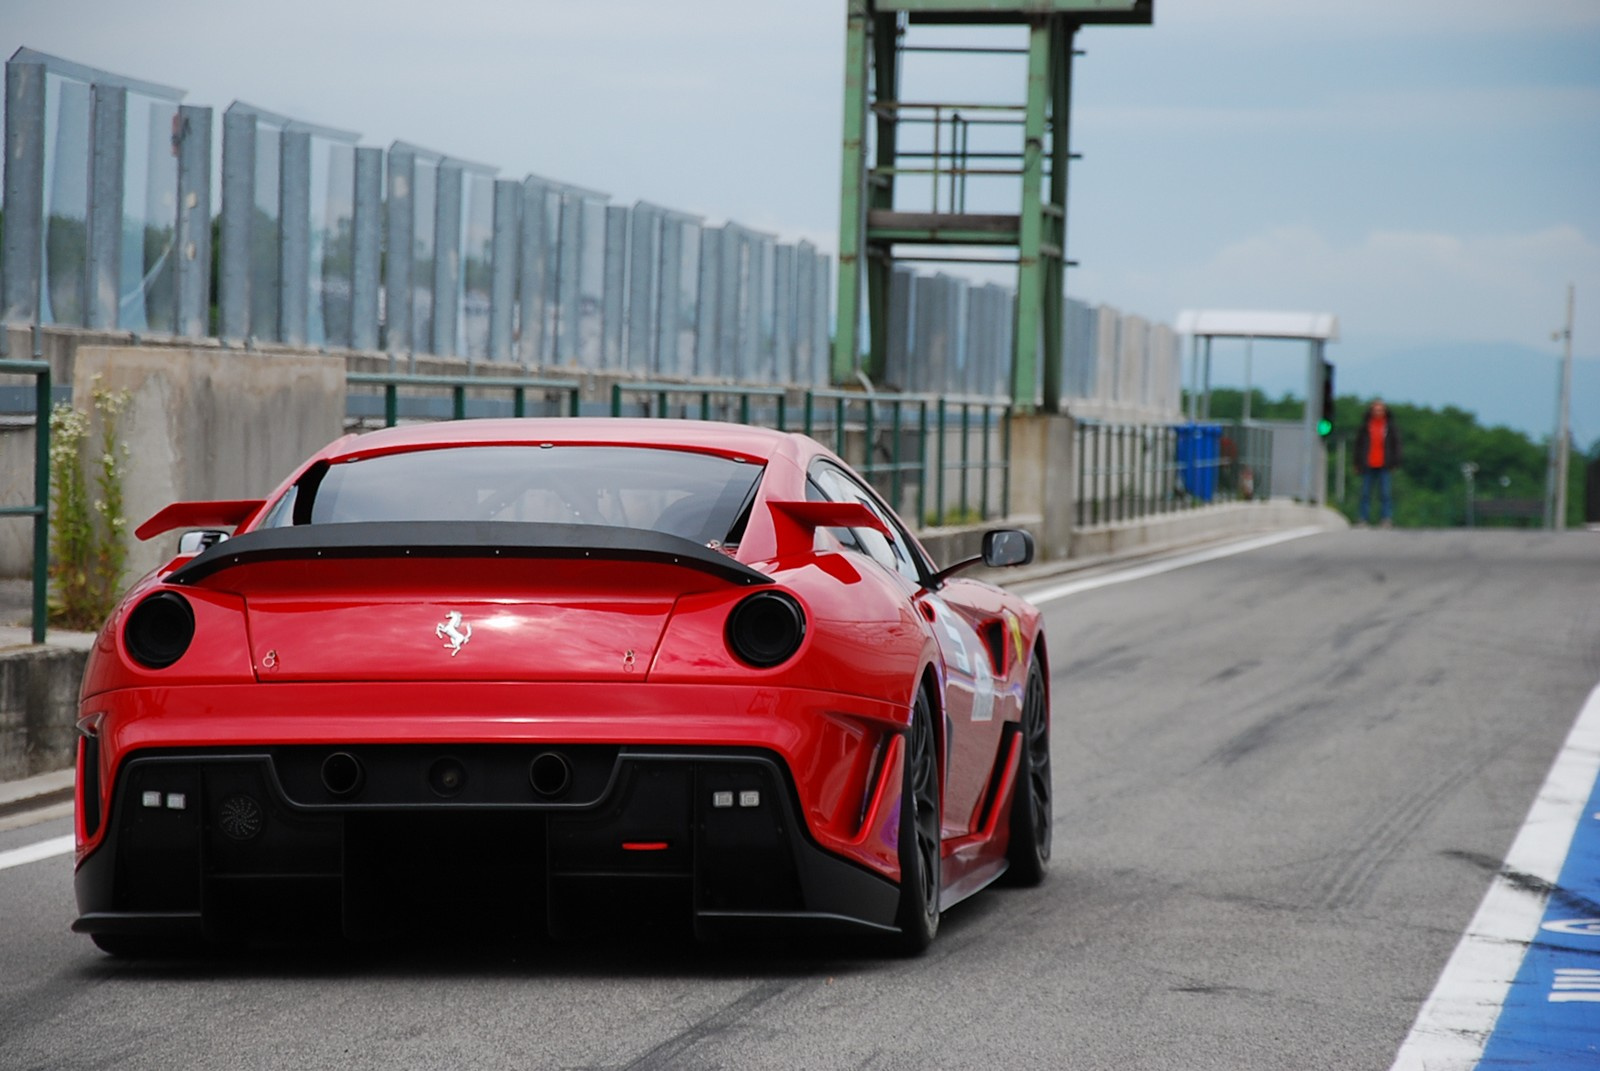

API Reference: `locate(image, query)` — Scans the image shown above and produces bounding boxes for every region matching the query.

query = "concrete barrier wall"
[0,643,89,780]
[3,335,347,585]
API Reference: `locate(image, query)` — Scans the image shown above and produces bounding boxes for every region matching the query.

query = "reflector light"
[165,793,187,810]
[712,791,734,808]
[621,841,670,852]
[142,791,162,808]
[739,790,761,808]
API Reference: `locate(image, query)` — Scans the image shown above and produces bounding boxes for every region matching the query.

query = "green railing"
[1075,420,1273,527]
[348,372,583,426]
[0,360,51,644]
[610,381,1011,527]
[608,381,790,429]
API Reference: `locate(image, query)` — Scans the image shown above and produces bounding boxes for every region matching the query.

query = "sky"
[4,0,1597,445]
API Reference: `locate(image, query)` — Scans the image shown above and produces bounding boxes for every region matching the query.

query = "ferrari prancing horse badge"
[435,611,472,656]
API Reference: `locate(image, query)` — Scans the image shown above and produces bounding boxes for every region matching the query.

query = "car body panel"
[73,418,1047,947]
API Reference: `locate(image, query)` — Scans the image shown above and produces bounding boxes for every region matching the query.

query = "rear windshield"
[265,446,764,546]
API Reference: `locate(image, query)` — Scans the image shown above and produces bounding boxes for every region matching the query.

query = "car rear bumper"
[72,746,902,944]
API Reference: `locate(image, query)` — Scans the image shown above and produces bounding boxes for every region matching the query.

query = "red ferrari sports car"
[71,418,1050,954]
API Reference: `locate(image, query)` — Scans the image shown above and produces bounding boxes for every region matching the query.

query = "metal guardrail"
[608,381,1011,528]
[1075,420,1272,528]
[347,373,583,426]
[0,360,51,644]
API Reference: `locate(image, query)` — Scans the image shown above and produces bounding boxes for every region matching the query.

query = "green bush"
[49,378,130,629]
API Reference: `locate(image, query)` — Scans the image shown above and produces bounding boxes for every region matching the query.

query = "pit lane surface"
[2,528,1598,1070]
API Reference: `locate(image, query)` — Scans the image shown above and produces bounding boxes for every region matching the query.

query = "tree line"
[1196,387,1597,528]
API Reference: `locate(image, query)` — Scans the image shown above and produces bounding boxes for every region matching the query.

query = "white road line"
[0,833,75,872]
[1024,527,1325,605]
[1389,678,1600,1070]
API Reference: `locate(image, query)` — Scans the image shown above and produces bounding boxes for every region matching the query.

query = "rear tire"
[1004,656,1051,886]
[894,688,941,954]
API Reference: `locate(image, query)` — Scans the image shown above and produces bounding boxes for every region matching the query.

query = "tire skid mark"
[618,980,792,1071]
[1443,848,1600,918]
[1314,755,1486,913]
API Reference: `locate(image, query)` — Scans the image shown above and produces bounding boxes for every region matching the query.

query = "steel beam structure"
[834,0,1151,411]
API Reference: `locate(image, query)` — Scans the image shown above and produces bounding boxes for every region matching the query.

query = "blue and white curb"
[1392,680,1600,1069]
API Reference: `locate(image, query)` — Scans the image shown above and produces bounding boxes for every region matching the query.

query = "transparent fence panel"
[410,154,438,353]
[42,70,91,326]
[627,203,660,372]
[1094,305,1121,405]
[716,225,745,379]
[4,51,194,333]
[488,178,519,362]
[811,252,832,388]
[220,103,289,342]
[119,90,179,333]
[949,276,970,395]
[671,217,701,376]
[695,226,723,377]
[458,168,495,360]
[794,242,820,389]
[653,212,679,375]
[963,281,992,397]
[1063,295,1095,401]
[250,112,283,340]
[773,244,794,384]
[518,178,561,364]
[577,197,606,366]
[752,234,776,383]
[553,193,581,363]
[602,204,627,368]
[302,127,357,347]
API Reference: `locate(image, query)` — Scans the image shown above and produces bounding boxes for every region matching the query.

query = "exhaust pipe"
[529,751,573,798]
[320,751,365,796]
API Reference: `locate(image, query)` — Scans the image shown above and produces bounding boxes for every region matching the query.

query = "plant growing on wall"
[49,377,131,629]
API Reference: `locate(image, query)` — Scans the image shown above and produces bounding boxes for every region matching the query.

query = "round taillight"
[726,591,806,669]
[124,592,195,669]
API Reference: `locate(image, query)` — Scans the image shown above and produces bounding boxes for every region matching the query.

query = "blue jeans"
[1359,469,1392,523]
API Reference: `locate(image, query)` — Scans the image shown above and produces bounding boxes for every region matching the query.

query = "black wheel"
[895,687,941,954]
[1004,656,1051,886]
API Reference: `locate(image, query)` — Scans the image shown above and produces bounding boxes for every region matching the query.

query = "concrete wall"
[74,345,345,581]
[0,328,345,583]
[0,643,89,780]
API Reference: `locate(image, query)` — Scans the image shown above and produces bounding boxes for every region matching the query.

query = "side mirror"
[178,530,229,555]
[982,529,1034,569]
[928,528,1035,587]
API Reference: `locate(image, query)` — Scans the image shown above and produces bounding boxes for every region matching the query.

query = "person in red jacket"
[1353,399,1402,527]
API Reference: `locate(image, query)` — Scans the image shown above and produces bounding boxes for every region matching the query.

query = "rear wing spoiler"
[766,500,890,560]
[164,521,774,587]
[136,500,266,541]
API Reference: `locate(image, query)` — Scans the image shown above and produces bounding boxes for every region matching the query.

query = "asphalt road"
[2,528,1598,1070]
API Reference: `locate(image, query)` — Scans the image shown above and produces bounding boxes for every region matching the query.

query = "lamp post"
[1551,284,1575,530]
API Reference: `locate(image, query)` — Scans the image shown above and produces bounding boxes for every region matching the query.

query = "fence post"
[173,105,214,338]
[86,83,126,330]
[2,58,46,324]
[278,127,311,347]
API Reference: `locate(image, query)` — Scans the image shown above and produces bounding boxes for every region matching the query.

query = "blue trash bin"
[1176,423,1222,502]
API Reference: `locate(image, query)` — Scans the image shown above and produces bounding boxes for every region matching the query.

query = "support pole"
[1011,19,1051,412]
[1040,20,1077,414]
[1552,283,1575,530]
[863,11,900,384]
[833,0,872,385]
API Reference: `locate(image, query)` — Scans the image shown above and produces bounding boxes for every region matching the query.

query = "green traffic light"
[1317,419,1333,437]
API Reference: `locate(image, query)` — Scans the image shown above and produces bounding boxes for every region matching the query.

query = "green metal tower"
[834,0,1153,412]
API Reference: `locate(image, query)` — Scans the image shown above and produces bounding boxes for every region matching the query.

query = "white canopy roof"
[1174,310,1339,342]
